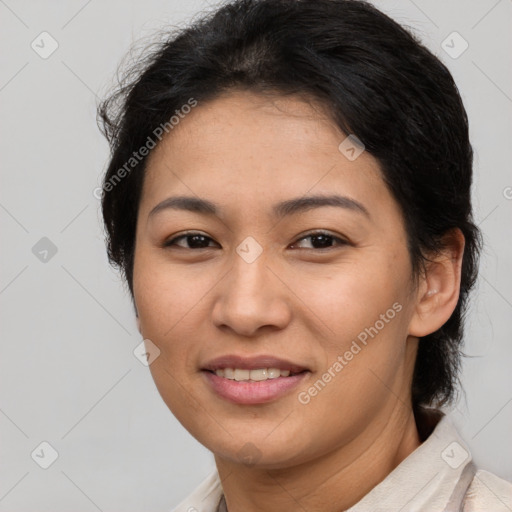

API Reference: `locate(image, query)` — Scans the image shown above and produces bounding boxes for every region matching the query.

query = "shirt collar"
[346,414,475,512]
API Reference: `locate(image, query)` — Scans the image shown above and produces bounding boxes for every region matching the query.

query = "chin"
[195,421,314,470]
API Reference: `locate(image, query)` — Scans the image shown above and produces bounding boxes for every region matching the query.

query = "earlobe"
[408,229,465,338]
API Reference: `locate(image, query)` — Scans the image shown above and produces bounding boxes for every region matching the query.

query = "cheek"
[296,249,413,405]
[134,247,203,336]
[133,251,199,371]
[297,253,409,340]
[133,251,209,419]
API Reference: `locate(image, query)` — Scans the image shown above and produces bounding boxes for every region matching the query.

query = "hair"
[97,0,481,410]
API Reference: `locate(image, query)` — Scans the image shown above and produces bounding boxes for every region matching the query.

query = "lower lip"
[202,371,309,404]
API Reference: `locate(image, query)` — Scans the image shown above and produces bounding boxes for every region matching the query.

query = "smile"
[201,354,310,404]
[211,367,299,381]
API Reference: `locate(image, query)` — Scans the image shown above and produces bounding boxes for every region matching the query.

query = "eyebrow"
[148,194,370,219]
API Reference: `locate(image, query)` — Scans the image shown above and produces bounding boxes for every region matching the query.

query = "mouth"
[204,367,306,381]
[201,355,310,404]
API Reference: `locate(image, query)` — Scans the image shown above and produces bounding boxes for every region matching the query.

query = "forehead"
[140,90,388,218]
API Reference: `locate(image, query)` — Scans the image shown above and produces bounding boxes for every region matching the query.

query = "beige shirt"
[172,415,512,511]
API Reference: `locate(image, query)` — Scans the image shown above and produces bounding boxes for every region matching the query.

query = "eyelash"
[163,230,349,250]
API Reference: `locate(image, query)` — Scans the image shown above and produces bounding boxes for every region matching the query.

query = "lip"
[201,354,311,404]
[201,354,309,373]
[202,370,309,404]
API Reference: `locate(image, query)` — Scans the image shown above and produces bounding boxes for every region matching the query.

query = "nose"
[211,252,292,338]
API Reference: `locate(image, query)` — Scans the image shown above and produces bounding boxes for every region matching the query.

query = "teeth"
[267,368,281,379]
[214,368,296,381]
[234,369,250,381]
[250,368,268,381]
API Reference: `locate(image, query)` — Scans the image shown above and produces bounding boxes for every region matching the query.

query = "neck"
[215,405,422,512]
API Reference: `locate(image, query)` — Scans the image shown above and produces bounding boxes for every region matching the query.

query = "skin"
[132,90,464,512]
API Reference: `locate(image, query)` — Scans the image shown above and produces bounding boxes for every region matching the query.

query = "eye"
[163,230,348,250]
[289,231,349,250]
[163,232,219,249]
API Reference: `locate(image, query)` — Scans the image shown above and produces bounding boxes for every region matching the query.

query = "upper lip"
[202,355,309,373]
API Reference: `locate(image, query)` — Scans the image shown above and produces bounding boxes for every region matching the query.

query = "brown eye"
[164,232,218,249]
[290,231,348,250]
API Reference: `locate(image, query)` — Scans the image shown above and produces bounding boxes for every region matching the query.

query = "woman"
[97,0,511,510]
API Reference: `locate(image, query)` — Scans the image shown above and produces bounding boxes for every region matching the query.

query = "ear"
[408,228,465,337]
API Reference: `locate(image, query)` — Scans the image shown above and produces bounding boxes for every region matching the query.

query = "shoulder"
[463,469,512,512]
[171,470,223,512]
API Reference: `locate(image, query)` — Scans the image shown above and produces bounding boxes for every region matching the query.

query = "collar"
[345,414,475,511]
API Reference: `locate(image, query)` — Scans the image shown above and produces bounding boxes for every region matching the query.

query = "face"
[133,90,419,469]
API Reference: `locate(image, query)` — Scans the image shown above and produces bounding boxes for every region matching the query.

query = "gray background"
[0,0,511,510]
